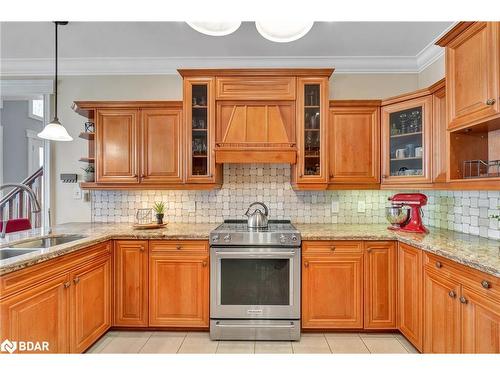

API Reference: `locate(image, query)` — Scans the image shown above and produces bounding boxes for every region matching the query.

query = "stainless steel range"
[209,204,301,341]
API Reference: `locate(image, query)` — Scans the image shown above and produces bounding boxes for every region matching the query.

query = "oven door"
[210,247,300,319]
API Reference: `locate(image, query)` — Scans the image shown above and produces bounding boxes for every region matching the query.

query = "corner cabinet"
[292,77,329,189]
[381,95,433,187]
[183,77,221,185]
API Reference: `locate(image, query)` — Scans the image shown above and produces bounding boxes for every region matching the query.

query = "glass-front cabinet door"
[293,77,329,188]
[381,95,433,185]
[184,77,220,184]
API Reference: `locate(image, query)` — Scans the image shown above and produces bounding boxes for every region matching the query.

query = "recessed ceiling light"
[187,22,241,36]
[255,21,314,43]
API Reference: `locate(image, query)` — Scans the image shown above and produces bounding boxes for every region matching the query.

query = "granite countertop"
[0,222,499,278]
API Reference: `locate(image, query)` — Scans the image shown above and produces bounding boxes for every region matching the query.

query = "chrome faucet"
[0,183,42,239]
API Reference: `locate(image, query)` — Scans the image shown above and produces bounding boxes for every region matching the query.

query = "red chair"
[0,218,32,234]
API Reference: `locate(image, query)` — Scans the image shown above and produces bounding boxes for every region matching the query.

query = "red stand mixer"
[386,193,428,234]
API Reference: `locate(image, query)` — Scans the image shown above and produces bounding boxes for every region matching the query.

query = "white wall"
[418,55,445,88]
[53,73,424,224]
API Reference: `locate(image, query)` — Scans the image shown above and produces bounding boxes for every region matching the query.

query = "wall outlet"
[73,187,82,200]
[331,200,340,213]
[357,201,366,213]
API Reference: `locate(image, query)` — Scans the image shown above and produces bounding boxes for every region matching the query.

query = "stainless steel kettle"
[244,202,269,228]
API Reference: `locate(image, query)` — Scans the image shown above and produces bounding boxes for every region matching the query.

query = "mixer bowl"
[386,206,409,227]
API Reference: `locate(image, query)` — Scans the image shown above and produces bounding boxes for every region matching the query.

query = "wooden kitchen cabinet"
[141,109,183,184]
[0,274,70,353]
[70,254,111,353]
[397,243,423,351]
[328,101,380,188]
[149,241,209,328]
[431,81,447,184]
[292,77,330,189]
[302,241,364,329]
[96,109,139,183]
[381,95,433,187]
[113,240,149,327]
[364,241,397,329]
[437,22,500,130]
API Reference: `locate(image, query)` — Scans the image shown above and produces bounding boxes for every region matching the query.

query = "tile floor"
[86,331,419,354]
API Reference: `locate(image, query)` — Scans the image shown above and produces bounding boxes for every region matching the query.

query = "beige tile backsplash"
[91,164,500,240]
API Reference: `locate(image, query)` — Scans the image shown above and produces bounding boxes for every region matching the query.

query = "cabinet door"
[141,109,183,184]
[461,286,500,353]
[184,77,220,184]
[302,254,363,329]
[445,22,500,130]
[70,256,111,353]
[114,240,149,327]
[328,104,380,185]
[96,109,139,183]
[432,86,447,183]
[423,270,461,353]
[293,77,329,188]
[381,96,433,185]
[149,254,209,327]
[0,274,69,353]
[397,244,423,351]
[364,241,397,329]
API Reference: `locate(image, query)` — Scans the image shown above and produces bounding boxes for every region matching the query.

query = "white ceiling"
[0,21,455,75]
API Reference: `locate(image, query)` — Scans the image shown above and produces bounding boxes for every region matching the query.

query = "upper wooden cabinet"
[431,82,447,184]
[437,22,500,130]
[381,95,433,187]
[96,109,139,183]
[216,76,296,100]
[328,101,380,187]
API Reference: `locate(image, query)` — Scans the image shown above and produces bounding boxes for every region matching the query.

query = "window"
[29,99,44,121]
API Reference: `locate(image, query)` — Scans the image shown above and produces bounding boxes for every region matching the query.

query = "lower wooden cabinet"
[364,241,397,329]
[149,241,209,328]
[397,243,423,351]
[70,255,112,353]
[113,240,149,327]
[302,241,363,329]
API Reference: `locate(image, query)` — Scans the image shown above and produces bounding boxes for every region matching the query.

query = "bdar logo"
[0,339,17,354]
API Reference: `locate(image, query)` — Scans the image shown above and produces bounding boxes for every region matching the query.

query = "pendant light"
[38,21,73,142]
[187,22,241,36]
[255,21,314,43]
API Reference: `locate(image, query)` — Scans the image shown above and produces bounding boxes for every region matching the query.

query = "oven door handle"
[214,323,295,329]
[214,251,296,257]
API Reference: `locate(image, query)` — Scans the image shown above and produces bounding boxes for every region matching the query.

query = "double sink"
[0,234,87,261]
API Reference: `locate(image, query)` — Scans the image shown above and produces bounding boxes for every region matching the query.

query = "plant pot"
[155,213,164,225]
[83,172,95,182]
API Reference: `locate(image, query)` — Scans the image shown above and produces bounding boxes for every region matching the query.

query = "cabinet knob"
[486,98,496,105]
[304,261,309,268]
[481,280,491,289]
[459,296,468,304]
[141,174,145,178]
[448,290,456,298]
[202,261,207,267]
[382,175,387,179]
[435,261,442,269]
[63,281,71,289]
[176,245,182,250]
[330,246,336,252]
[140,246,145,252]
[73,277,80,285]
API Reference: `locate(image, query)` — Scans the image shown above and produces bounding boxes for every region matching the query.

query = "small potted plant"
[153,202,166,224]
[82,164,95,182]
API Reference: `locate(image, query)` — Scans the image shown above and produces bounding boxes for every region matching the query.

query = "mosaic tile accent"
[91,164,500,240]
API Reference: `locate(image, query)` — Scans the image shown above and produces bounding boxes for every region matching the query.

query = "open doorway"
[0,80,52,230]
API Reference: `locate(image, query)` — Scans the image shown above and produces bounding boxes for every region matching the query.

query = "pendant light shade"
[187,22,241,36]
[255,21,314,43]
[38,21,73,142]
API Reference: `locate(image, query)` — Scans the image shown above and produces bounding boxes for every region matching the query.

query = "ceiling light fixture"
[255,21,314,43]
[38,21,73,142]
[187,22,241,36]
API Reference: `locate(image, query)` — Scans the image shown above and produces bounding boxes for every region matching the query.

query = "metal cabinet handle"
[486,98,496,105]
[304,261,309,268]
[448,290,457,298]
[435,261,442,269]
[481,280,491,289]
[63,281,71,289]
[459,296,468,304]
[73,277,80,285]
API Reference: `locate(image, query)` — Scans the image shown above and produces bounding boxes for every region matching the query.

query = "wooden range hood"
[179,68,334,164]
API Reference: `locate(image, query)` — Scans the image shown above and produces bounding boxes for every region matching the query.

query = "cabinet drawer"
[216,76,296,100]
[302,241,363,255]
[149,240,208,254]
[424,253,500,302]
